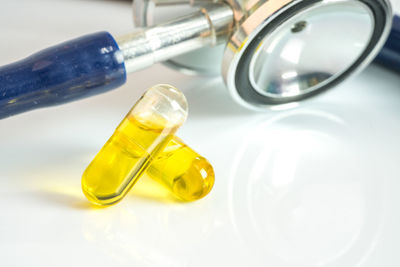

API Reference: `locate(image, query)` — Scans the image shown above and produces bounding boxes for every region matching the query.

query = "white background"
[0,0,400,266]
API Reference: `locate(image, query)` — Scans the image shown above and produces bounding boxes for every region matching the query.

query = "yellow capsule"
[82,84,188,206]
[146,137,215,201]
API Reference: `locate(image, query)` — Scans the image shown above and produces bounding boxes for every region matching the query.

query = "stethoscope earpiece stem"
[117,3,233,73]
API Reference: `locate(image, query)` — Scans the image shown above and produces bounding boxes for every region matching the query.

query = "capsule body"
[82,84,188,206]
[146,137,215,201]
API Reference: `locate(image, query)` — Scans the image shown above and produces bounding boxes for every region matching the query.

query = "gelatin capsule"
[82,84,188,206]
[146,137,215,201]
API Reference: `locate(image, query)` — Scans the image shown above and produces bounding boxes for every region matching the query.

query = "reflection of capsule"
[82,84,188,206]
[146,137,215,201]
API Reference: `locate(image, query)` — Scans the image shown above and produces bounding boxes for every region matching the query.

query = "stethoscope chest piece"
[133,0,392,109]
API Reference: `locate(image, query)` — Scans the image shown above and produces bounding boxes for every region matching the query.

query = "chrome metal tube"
[116,3,233,73]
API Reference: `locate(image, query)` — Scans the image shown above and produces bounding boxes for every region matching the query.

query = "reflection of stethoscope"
[0,0,396,118]
[228,108,384,266]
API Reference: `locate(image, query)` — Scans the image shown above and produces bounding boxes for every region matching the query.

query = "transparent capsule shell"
[82,84,188,206]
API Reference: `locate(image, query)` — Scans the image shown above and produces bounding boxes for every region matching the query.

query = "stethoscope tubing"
[375,15,400,72]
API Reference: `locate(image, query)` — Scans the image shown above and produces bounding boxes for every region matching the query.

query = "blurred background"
[0,0,400,266]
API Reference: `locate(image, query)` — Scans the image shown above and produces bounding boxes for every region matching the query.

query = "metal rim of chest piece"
[133,0,392,110]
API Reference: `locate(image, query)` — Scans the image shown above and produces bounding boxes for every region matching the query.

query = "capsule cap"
[131,84,188,130]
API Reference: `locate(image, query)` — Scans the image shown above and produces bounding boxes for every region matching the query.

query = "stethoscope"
[0,0,396,119]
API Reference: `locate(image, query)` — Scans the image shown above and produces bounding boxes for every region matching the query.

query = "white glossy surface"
[0,0,400,266]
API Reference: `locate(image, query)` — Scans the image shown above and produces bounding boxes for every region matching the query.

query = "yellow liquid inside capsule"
[146,137,215,201]
[82,115,175,206]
